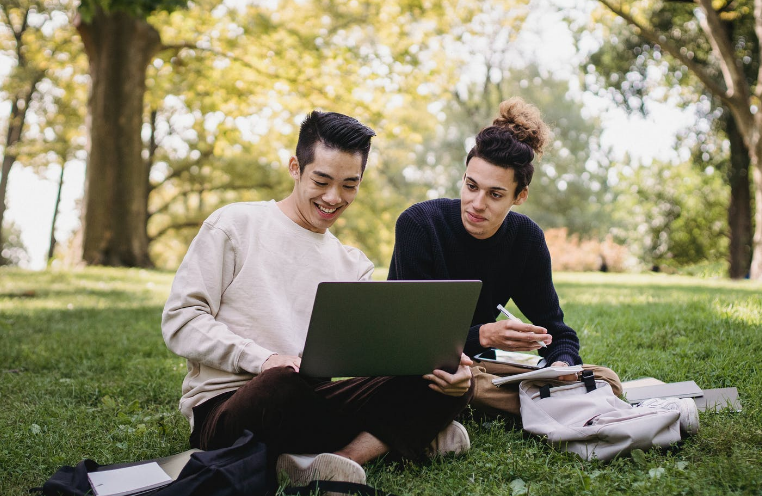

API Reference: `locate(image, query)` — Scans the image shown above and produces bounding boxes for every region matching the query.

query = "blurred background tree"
[4,0,760,277]
[586,0,761,278]
[0,0,86,266]
[584,0,754,277]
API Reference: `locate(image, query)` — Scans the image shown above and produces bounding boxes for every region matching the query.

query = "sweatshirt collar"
[270,200,332,242]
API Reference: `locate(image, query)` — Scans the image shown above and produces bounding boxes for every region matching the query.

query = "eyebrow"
[465,175,508,191]
[312,170,361,182]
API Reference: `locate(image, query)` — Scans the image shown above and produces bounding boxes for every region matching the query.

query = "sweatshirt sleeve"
[161,221,275,375]
[512,232,581,366]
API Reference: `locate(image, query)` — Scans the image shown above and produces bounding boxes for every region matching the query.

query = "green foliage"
[611,160,728,269]
[77,0,188,23]
[0,220,28,265]
[1,268,761,495]
[416,62,611,237]
[139,0,520,267]
[0,0,89,199]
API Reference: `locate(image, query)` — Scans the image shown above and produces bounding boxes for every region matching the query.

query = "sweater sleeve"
[464,325,485,358]
[161,221,275,375]
[512,232,581,366]
[388,209,436,280]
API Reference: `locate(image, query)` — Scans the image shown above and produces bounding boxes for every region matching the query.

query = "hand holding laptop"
[262,354,301,373]
[423,354,474,397]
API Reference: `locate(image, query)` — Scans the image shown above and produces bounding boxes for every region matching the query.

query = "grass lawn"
[1,267,761,495]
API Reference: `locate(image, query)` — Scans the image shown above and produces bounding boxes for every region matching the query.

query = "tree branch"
[160,42,254,67]
[696,0,749,102]
[158,41,327,96]
[597,0,731,103]
[148,181,277,219]
[148,221,203,242]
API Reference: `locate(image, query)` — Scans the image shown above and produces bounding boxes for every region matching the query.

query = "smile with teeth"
[316,204,339,215]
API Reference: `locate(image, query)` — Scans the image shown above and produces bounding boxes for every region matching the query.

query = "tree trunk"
[726,114,753,279]
[752,150,762,279]
[748,113,762,280]
[48,163,65,263]
[0,81,38,264]
[75,8,161,267]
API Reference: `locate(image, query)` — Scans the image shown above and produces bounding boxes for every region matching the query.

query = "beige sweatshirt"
[162,200,374,425]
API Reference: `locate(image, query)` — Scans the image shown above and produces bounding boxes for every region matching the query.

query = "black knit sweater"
[388,198,581,366]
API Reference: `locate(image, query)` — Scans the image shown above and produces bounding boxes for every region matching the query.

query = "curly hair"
[466,97,551,194]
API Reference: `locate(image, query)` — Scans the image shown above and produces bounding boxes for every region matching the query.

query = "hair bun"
[492,97,550,158]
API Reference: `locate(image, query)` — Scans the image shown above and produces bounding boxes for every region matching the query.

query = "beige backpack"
[518,377,681,461]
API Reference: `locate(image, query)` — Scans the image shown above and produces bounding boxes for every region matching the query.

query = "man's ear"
[288,157,300,179]
[513,187,528,205]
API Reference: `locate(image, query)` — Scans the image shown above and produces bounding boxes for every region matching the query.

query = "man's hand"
[478,320,551,351]
[261,354,301,372]
[551,361,578,382]
[424,353,473,397]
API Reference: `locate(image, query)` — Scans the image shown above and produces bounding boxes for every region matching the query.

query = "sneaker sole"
[451,421,471,455]
[277,453,366,487]
[427,420,471,458]
[679,398,700,436]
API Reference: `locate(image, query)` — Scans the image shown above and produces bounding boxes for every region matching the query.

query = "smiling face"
[460,156,528,240]
[279,142,363,233]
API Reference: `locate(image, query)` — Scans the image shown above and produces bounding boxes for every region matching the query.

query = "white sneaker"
[640,397,700,436]
[276,452,366,487]
[425,421,470,458]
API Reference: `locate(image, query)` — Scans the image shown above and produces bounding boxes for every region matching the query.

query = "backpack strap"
[581,370,597,392]
[539,384,552,399]
[284,480,397,496]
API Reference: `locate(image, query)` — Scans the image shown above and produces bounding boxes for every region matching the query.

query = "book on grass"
[621,377,666,389]
[623,380,703,404]
[694,387,741,412]
[492,365,583,386]
[87,462,172,496]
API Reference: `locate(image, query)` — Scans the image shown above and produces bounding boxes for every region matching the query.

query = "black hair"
[295,111,376,174]
[466,97,550,195]
[466,127,536,194]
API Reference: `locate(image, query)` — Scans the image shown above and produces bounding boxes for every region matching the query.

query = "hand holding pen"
[497,304,547,348]
[477,304,552,351]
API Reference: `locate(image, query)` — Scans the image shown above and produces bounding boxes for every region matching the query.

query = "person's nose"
[472,191,486,211]
[323,185,342,205]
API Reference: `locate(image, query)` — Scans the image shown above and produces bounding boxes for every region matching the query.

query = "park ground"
[1,267,761,495]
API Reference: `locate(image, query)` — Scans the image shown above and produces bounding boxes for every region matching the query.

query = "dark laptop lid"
[299,280,482,377]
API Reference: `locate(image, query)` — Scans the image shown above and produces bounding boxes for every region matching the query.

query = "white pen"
[497,304,547,348]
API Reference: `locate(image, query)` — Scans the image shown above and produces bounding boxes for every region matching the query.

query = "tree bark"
[726,114,753,278]
[47,163,65,263]
[751,140,762,279]
[0,80,38,264]
[75,8,161,267]
[743,108,762,280]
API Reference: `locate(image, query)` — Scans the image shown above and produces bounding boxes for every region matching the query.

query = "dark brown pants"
[193,367,474,460]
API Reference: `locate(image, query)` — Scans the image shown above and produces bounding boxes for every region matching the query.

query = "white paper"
[492,365,583,386]
[87,462,172,496]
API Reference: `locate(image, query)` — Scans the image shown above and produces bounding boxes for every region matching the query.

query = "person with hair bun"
[389,97,622,417]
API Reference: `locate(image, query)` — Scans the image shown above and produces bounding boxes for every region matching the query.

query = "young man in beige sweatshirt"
[162,111,474,487]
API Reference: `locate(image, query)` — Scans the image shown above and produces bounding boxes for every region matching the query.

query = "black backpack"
[30,431,270,496]
[31,430,394,496]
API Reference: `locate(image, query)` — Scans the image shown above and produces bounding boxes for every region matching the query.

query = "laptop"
[299,280,482,377]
